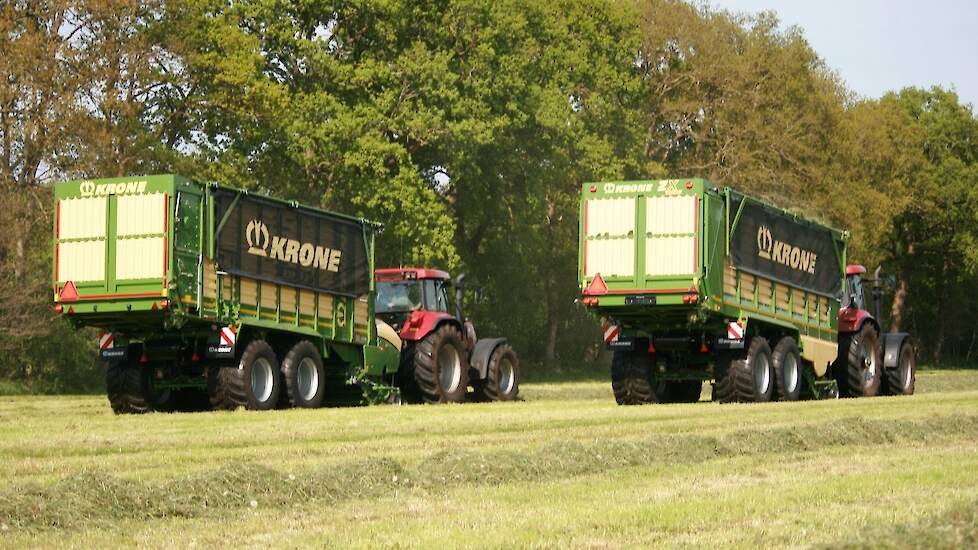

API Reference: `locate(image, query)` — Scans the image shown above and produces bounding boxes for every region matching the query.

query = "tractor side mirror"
[474,287,484,305]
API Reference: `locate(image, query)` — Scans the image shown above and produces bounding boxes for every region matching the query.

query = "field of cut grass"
[1,369,977,549]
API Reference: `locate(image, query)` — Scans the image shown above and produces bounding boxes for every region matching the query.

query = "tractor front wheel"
[474,344,520,401]
[883,341,916,396]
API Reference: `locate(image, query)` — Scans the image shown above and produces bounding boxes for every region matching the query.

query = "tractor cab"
[375,268,453,333]
[839,264,877,334]
[842,264,867,311]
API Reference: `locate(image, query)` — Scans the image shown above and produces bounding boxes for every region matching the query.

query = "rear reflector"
[60,281,79,302]
[584,273,608,296]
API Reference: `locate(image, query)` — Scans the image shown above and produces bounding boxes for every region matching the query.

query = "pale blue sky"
[709,0,978,109]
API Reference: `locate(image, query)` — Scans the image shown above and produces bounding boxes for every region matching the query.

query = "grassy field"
[1,370,977,549]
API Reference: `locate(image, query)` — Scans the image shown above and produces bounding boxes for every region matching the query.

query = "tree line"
[2,0,976,391]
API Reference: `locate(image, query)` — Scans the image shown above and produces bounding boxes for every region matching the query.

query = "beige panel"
[741,273,755,300]
[793,292,807,316]
[646,195,696,235]
[240,278,258,307]
[585,198,635,237]
[59,197,107,240]
[586,238,634,277]
[645,236,695,276]
[58,240,105,282]
[808,296,819,320]
[280,287,297,314]
[318,294,334,318]
[260,281,278,310]
[116,193,166,236]
[115,237,164,280]
[801,335,837,377]
[757,278,773,306]
[355,295,369,325]
[775,283,791,311]
[723,261,737,296]
[203,260,217,300]
[299,289,316,317]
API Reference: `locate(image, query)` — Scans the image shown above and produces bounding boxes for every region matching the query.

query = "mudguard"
[882,332,912,369]
[470,337,506,380]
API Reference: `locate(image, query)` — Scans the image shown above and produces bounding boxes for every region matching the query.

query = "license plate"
[625,295,656,306]
[607,338,635,351]
[100,348,127,362]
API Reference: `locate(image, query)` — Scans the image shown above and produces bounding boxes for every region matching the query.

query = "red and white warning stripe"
[603,324,621,343]
[98,332,114,350]
[727,321,744,340]
[220,326,237,346]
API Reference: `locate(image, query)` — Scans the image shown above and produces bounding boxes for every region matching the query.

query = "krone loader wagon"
[53,174,401,413]
[578,179,916,404]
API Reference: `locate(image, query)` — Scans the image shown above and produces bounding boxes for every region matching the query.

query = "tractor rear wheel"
[208,340,282,410]
[474,344,520,401]
[883,341,916,396]
[412,324,468,403]
[772,336,802,401]
[837,324,882,398]
[714,337,774,403]
[281,340,326,408]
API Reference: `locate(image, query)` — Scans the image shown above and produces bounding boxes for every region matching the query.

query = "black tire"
[106,362,150,414]
[281,340,326,408]
[412,324,469,403]
[207,340,281,410]
[474,344,520,401]
[715,337,774,403]
[611,346,671,405]
[772,336,803,401]
[883,342,916,396]
[836,324,882,398]
[611,348,652,405]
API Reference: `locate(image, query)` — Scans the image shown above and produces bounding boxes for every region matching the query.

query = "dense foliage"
[1,0,976,391]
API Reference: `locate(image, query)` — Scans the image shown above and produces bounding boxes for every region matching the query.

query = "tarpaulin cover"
[729,193,842,297]
[214,189,370,297]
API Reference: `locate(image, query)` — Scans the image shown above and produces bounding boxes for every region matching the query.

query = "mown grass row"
[3,413,977,532]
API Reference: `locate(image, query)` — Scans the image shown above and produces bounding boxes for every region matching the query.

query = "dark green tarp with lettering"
[729,193,842,297]
[214,189,370,297]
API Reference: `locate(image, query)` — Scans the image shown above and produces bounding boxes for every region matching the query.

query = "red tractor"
[834,265,917,398]
[375,268,520,404]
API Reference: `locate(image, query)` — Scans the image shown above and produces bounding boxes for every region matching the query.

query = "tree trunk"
[889,276,908,332]
[889,243,914,332]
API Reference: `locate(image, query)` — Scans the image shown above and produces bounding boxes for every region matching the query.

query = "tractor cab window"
[844,275,865,310]
[375,280,423,313]
[423,280,450,313]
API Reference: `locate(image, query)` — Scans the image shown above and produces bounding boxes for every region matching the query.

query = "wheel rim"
[251,357,274,403]
[437,344,462,393]
[783,353,799,394]
[899,351,913,389]
[754,353,771,395]
[860,338,878,385]
[297,357,318,401]
[498,356,515,395]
